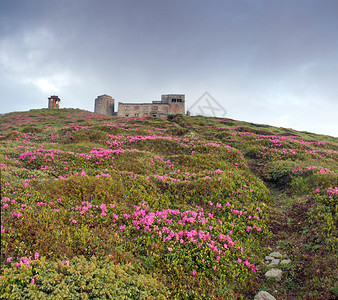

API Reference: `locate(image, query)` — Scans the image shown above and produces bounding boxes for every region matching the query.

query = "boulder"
[280,259,291,265]
[264,255,274,261]
[265,268,283,281]
[268,259,280,267]
[254,291,276,300]
[269,251,283,259]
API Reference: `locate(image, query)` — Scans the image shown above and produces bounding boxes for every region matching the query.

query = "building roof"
[118,102,168,105]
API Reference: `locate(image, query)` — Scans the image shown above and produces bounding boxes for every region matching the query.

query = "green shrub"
[264,160,300,185]
[0,256,169,299]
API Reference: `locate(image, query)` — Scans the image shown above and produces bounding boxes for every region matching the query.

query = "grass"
[0,109,337,299]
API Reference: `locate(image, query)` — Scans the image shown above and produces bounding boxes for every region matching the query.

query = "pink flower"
[7,257,13,262]
[216,256,220,261]
[212,266,217,270]
[192,270,196,276]
[71,219,77,223]
[100,203,107,216]
[34,252,39,260]
[168,247,173,252]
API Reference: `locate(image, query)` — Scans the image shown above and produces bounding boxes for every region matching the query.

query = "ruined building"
[94,95,116,116]
[93,94,186,118]
[117,94,185,118]
[48,96,61,109]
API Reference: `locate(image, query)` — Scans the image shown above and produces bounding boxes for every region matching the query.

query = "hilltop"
[0,109,337,299]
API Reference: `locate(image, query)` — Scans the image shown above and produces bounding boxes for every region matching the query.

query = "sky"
[0,0,337,137]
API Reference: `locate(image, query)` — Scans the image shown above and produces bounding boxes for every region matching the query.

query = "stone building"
[94,94,116,116]
[117,94,185,118]
[48,96,61,109]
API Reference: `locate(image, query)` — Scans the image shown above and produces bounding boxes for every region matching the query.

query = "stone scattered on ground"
[264,251,291,268]
[280,259,291,265]
[264,255,274,261]
[254,291,276,300]
[269,251,283,259]
[265,268,283,281]
[256,250,292,298]
[268,259,280,267]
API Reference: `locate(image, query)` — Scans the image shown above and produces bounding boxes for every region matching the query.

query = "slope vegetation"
[0,109,337,299]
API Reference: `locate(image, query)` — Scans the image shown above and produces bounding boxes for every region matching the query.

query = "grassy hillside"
[0,109,337,299]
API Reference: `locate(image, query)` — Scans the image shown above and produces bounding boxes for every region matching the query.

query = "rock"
[265,268,283,281]
[268,259,280,267]
[254,291,276,300]
[264,255,274,261]
[269,251,283,259]
[280,259,291,265]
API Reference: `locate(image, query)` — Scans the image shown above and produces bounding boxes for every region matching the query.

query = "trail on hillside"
[247,159,337,300]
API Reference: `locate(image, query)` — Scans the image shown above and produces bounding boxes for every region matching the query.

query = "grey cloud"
[0,0,337,136]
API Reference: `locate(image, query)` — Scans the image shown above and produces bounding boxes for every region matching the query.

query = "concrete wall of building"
[117,103,171,118]
[110,94,185,118]
[163,94,185,115]
[94,95,115,116]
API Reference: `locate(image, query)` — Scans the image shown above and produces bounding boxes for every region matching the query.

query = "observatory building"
[117,94,185,118]
[94,93,185,118]
[94,95,115,116]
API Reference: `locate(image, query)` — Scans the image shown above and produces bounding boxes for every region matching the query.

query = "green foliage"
[264,160,300,185]
[330,284,338,297]
[0,256,169,299]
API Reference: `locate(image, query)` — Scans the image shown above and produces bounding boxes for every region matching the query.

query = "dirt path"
[256,187,337,299]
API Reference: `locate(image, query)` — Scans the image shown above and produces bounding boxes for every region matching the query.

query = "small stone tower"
[94,95,115,116]
[48,95,61,109]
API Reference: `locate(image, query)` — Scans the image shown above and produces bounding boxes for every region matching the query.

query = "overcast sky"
[0,0,337,136]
